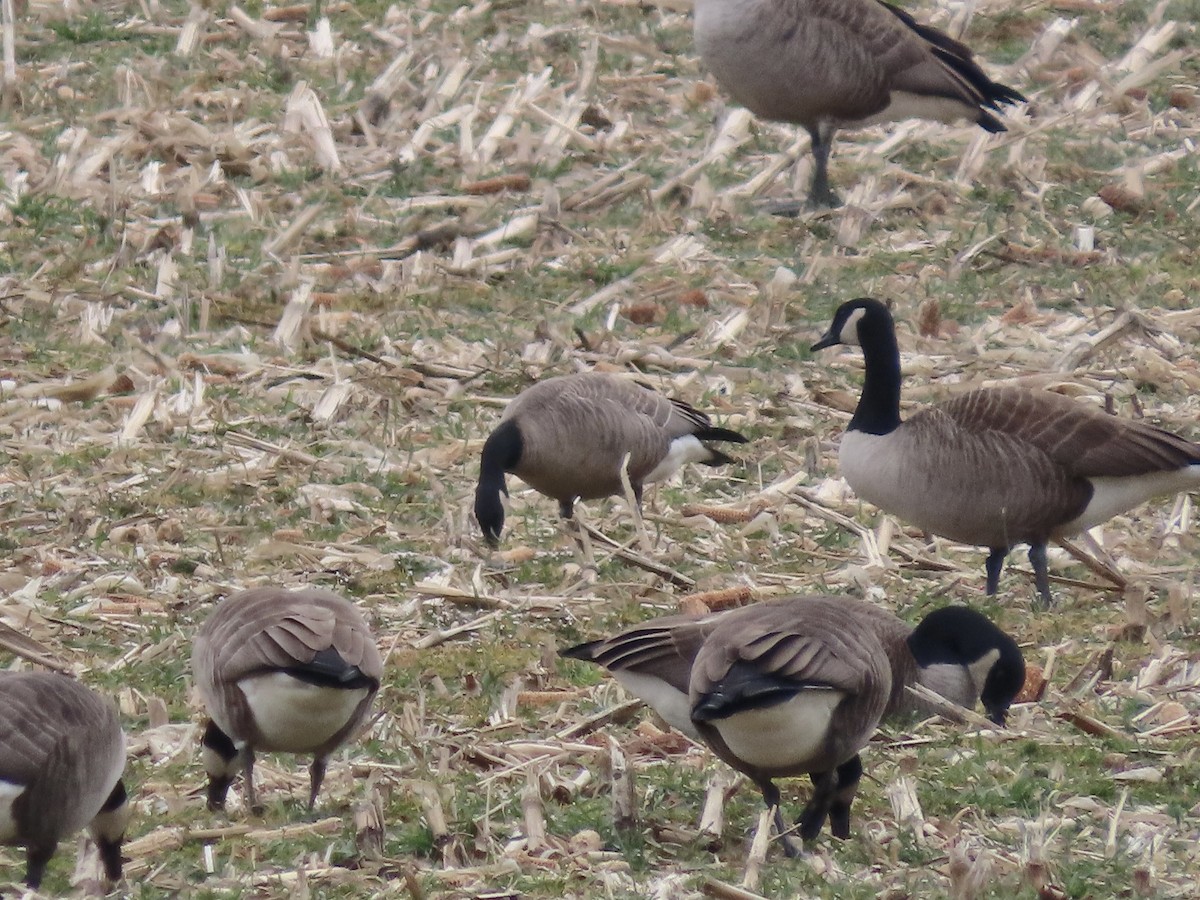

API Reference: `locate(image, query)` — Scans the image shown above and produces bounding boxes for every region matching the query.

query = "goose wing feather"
[937,388,1200,478]
[506,374,720,496]
[859,402,1091,542]
[690,598,890,706]
[196,588,383,685]
[794,0,995,113]
[562,613,717,695]
[0,675,119,781]
[0,673,124,840]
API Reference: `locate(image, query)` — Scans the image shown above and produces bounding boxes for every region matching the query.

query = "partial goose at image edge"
[693,0,1027,209]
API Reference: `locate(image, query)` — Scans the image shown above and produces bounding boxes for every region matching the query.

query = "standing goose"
[812,297,1200,606]
[474,372,747,547]
[192,587,383,813]
[562,596,1023,851]
[0,671,130,889]
[693,0,1026,208]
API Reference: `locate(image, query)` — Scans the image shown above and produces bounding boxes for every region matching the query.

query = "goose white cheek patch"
[89,802,132,844]
[840,307,867,347]
[202,744,242,780]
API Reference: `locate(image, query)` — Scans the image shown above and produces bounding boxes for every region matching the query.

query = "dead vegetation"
[0,0,1198,895]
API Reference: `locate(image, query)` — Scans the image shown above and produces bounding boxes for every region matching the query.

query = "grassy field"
[1,0,1198,895]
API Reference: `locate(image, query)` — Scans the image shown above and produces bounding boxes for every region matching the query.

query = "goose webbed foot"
[761,187,840,217]
[758,197,822,218]
[805,184,841,211]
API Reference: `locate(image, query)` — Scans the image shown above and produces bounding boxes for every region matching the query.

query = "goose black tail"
[559,640,601,661]
[695,426,748,444]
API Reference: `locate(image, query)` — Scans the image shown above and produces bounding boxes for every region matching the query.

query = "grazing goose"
[812,297,1200,606]
[562,596,1023,851]
[0,672,130,889]
[192,587,383,813]
[693,0,1026,207]
[474,372,747,547]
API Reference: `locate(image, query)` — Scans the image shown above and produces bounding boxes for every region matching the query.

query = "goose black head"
[908,606,1025,725]
[475,419,522,548]
[811,297,893,352]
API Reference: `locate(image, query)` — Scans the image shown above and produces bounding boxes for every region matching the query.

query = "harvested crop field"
[0,0,1198,896]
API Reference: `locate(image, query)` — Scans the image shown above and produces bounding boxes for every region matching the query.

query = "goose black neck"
[480,419,522,485]
[849,311,902,435]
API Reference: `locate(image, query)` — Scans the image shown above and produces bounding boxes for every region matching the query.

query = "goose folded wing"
[0,694,58,783]
[692,628,871,718]
[938,388,1200,478]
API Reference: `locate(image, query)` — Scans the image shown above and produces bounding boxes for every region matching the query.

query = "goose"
[0,671,130,889]
[474,372,747,548]
[561,595,1023,851]
[693,0,1026,208]
[812,297,1200,606]
[192,586,383,813]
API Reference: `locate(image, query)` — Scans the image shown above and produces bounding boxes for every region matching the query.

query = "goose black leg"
[24,844,53,889]
[984,548,1007,595]
[309,756,327,809]
[1028,542,1053,608]
[807,122,841,209]
[757,778,801,858]
[766,122,840,216]
[798,770,838,841]
[243,751,264,815]
[559,498,596,569]
[827,755,864,840]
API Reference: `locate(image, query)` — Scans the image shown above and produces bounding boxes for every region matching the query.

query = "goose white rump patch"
[240,672,368,752]
[614,671,699,740]
[645,435,712,484]
[709,688,843,770]
[857,92,978,128]
[1061,465,1200,534]
[0,779,24,842]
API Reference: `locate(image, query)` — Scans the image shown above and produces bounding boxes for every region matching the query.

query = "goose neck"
[849,324,902,435]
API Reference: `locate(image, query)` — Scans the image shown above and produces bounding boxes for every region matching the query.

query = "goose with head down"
[192,586,383,813]
[562,595,1023,851]
[474,372,747,548]
[0,671,130,889]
